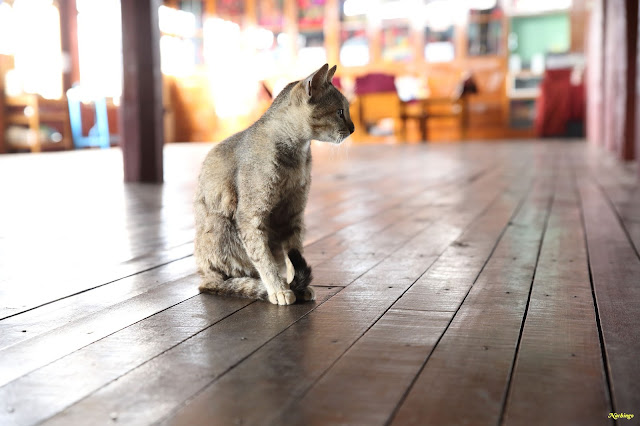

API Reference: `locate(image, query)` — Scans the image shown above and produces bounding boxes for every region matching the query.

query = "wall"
[510,13,570,64]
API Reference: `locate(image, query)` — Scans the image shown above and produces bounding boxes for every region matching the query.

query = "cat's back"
[196,132,245,217]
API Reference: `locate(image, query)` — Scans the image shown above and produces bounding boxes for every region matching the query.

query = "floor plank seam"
[267,174,533,426]
[384,176,536,426]
[0,164,494,359]
[153,164,510,425]
[575,174,617,417]
[591,176,640,262]
[0,281,202,390]
[303,165,504,278]
[497,171,556,426]
[0,253,194,322]
[37,298,257,424]
[303,164,500,249]
[152,287,347,426]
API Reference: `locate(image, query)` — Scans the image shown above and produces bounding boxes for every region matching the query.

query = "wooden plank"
[501,171,610,425]
[391,181,530,312]
[120,0,164,182]
[273,309,451,426]
[0,256,196,350]
[587,155,640,254]
[1,147,501,423]
[262,172,534,426]
[0,293,252,426]
[0,273,199,387]
[156,166,530,426]
[0,242,193,320]
[390,175,554,426]
[577,177,640,414]
[0,146,494,350]
[38,287,339,426]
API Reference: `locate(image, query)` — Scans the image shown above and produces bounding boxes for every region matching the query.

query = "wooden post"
[120,0,164,183]
[603,0,626,154]
[637,3,640,177]
[586,0,606,147]
[622,0,638,162]
[59,0,80,93]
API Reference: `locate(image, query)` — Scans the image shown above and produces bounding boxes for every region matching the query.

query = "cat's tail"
[199,274,269,301]
[288,249,314,300]
[198,250,313,302]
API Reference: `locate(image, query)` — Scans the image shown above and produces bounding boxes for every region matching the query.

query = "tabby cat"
[194,64,354,305]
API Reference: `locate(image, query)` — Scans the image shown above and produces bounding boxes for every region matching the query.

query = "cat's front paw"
[268,289,296,305]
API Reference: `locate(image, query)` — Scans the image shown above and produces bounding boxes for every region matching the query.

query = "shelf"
[3,94,72,153]
[509,89,540,99]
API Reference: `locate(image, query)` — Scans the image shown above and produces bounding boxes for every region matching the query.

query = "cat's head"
[296,64,355,144]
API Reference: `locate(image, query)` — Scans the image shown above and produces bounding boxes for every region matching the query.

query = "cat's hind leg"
[199,270,270,301]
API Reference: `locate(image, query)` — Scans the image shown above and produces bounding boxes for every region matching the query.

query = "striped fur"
[194,64,353,305]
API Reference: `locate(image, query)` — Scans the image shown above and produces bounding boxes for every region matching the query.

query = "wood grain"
[0,142,636,426]
[391,173,555,426]
[159,157,531,426]
[577,176,640,414]
[502,169,610,425]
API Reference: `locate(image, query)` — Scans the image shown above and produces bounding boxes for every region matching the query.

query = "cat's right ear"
[302,63,329,98]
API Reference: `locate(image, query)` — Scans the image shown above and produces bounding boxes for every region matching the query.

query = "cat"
[194,64,355,305]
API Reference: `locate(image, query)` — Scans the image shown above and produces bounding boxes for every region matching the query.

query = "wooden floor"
[0,140,638,426]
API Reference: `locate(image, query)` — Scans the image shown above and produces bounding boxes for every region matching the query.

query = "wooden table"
[399,96,467,142]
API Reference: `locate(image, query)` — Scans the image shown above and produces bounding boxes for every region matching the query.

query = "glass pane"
[468,21,502,56]
[257,0,284,28]
[468,6,503,56]
[216,0,244,23]
[381,24,412,63]
[339,0,368,67]
[340,28,369,67]
[297,30,326,66]
[297,0,325,30]
[424,25,454,62]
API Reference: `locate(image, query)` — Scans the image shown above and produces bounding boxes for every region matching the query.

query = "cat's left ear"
[326,65,337,84]
[303,63,329,98]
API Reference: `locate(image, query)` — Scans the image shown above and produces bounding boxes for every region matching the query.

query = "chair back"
[67,86,110,149]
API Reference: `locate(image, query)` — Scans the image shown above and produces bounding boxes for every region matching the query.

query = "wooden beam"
[59,0,80,93]
[120,0,164,183]
[586,0,606,147]
[637,3,640,177]
[603,0,625,154]
[622,0,638,162]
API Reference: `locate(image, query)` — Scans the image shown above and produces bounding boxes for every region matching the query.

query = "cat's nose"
[348,122,355,134]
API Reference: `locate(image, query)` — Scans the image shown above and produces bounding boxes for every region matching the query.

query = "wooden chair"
[67,86,110,149]
[353,73,400,139]
[399,73,477,142]
[4,94,72,152]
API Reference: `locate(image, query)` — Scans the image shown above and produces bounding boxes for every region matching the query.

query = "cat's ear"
[326,65,337,84]
[302,63,329,98]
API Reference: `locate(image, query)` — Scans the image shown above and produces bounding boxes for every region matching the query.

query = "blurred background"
[0,0,632,157]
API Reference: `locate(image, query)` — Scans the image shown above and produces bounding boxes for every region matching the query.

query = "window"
[11,0,63,99]
[77,0,122,98]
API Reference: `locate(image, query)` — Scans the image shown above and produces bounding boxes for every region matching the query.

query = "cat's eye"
[337,109,344,118]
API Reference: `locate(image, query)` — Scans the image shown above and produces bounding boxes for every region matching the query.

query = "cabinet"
[3,94,72,152]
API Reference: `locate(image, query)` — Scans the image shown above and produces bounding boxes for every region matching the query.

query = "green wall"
[510,13,570,63]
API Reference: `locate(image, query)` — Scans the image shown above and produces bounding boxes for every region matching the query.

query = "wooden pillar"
[622,0,638,162]
[59,0,80,93]
[586,0,606,146]
[603,0,626,154]
[0,56,5,154]
[120,0,164,183]
[637,3,640,177]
